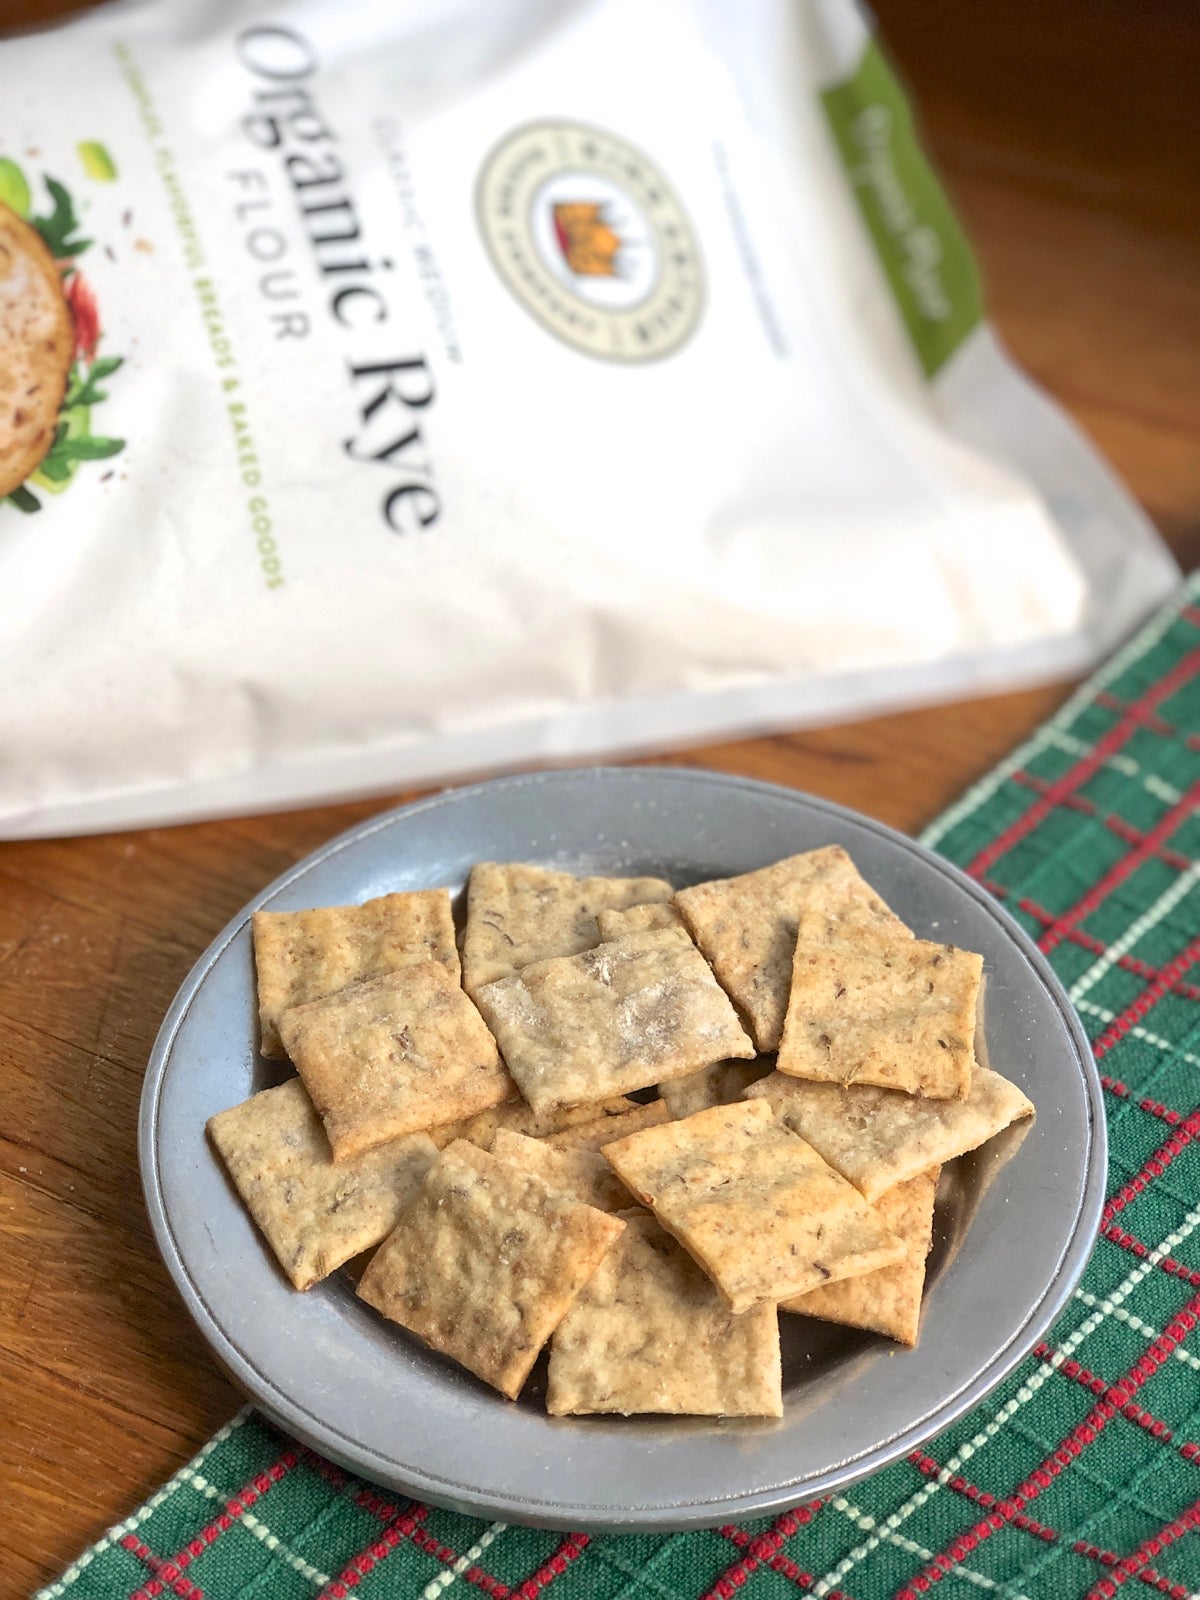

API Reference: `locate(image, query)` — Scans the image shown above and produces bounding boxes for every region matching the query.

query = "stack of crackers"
[208,849,1034,1419]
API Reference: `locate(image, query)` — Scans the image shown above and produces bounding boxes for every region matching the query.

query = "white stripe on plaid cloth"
[1069,863,1200,1004]
[178,1463,331,1587]
[33,1409,254,1600]
[810,1200,1200,1597]
[1072,1290,1200,1374]
[1073,997,1200,1072]
[1039,729,1184,809]
[421,1521,507,1599]
[829,1494,1032,1598]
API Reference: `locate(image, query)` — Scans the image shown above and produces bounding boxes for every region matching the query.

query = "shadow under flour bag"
[0,0,1176,836]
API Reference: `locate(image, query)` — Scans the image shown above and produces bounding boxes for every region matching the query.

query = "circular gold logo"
[477,121,704,362]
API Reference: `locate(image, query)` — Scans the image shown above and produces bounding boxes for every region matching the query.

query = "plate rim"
[140,765,1106,1530]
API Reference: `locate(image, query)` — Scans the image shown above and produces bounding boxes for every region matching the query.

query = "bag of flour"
[0,0,1175,836]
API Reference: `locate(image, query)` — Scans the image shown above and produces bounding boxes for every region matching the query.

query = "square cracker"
[254,891,459,1058]
[461,862,673,995]
[744,1067,1034,1202]
[428,1094,640,1151]
[357,1140,624,1399]
[492,1130,635,1212]
[675,847,910,1051]
[595,902,691,943]
[278,963,512,1161]
[783,1169,939,1344]
[547,1099,671,1150]
[474,931,754,1114]
[659,1060,772,1119]
[548,1210,782,1416]
[602,1100,904,1313]
[778,924,981,1099]
[207,1077,437,1290]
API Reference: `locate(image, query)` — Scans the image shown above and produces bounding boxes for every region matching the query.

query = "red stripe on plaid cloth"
[1092,938,1200,1061]
[895,1290,1200,1598]
[703,1506,828,1598]
[318,1502,428,1598]
[1009,773,1194,874]
[1136,1097,1189,1128]
[982,882,1200,1007]
[906,1453,1057,1544]
[1075,1541,1189,1600]
[508,1533,590,1598]
[715,1509,830,1596]
[1036,783,1199,956]
[1101,1220,1200,1288]
[295,1440,351,1491]
[465,1566,511,1600]
[355,1484,417,1523]
[1083,1498,1200,1600]
[1099,1076,1190,1129]
[1095,690,1200,751]
[118,1535,204,1600]
[1032,1344,1185,1448]
[962,648,1200,882]
[1102,1108,1200,1224]
[408,1525,511,1597]
[905,1454,1190,1599]
[127,1450,298,1600]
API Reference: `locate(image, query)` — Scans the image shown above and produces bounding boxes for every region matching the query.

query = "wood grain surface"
[2,1,1197,1592]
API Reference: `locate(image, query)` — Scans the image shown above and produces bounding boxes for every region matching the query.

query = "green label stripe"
[821,40,983,377]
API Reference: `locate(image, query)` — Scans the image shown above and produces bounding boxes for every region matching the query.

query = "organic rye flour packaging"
[0,0,1176,835]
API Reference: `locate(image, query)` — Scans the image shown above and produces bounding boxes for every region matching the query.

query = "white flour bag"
[0,0,1176,835]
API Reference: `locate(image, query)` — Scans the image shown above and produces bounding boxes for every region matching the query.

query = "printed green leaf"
[36,454,75,483]
[34,176,92,259]
[53,435,125,462]
[70,357,124,408]
[4,486,42,513]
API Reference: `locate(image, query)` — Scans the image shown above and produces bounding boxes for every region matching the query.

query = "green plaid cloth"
[40,576,1200,1600]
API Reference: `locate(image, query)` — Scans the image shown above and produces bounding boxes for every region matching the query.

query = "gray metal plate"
[140,767,1104,1531]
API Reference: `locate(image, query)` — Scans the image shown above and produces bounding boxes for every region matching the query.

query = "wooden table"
[2,2,1197,1592]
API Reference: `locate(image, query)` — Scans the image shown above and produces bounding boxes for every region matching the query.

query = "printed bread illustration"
[0,201,75,498]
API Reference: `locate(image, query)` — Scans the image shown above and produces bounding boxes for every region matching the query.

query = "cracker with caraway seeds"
[674,847,911,1051]
[279,963,512,1161]
[207,1077,437,1291]
[461,862,673,995]
[777,919,981,1099]
[357,1140,624,1399]
[492,1129,635,1212]
[659,1059,771,1119]
[547,1210,782,1416]
[546,1098,671,1151]
[744,1067,1034,1201]
[602,1100,905,1313]
[595,902,691,944]
[428,1094,641,1151]
[783,1169,939,1344]
[254,891,459,1058]
[474,930,754,1114]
